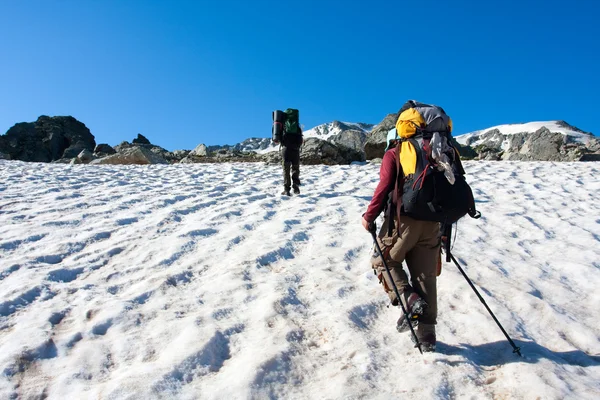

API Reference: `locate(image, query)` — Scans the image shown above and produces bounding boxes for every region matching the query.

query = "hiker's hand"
[362,217,370,231]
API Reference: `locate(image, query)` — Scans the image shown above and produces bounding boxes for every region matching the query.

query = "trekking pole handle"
[368,222,376,234]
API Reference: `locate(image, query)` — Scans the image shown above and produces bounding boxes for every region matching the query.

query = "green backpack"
[284,108,300,135]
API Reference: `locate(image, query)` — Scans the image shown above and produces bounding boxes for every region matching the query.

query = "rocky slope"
[454,121,598,161]
[2,115,598,164]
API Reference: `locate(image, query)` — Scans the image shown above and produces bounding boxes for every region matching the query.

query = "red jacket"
[363,147,401,223]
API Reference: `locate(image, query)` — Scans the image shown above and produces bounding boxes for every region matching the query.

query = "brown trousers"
[371,215,441,325]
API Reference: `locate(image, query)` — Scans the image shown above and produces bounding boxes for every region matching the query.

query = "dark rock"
[94,144,116,155]
[0,116,95,162]
[579,153,600,161]
[555,120,591,135]
[132,134,151,145]
[473,143,503,160]
[451,138,478,160]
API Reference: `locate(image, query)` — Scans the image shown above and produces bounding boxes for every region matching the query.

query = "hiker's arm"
[362,151,396,226]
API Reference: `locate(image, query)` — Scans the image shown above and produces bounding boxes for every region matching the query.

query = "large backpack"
[394,100,479,224]
[283,108,300,136]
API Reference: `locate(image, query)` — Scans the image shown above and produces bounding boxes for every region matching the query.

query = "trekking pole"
[448,252,522,357]
[368,222,423,354]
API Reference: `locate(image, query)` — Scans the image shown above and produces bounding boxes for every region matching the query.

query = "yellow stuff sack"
[395,100,453,175]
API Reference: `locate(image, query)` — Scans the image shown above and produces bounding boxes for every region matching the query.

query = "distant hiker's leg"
[371,217,419,305]
[405,221,440,325]
[282,160,292,191]
[291,163,300,190]
[281,146,292,191]
[291,151,300,190]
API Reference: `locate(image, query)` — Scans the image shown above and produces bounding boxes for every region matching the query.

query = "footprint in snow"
[154,327,243,392]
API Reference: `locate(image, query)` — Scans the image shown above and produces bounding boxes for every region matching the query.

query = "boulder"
[77,149,93,163]
[364,113,398,160]
[90,146,169,165]
[113,141,179,164]
[94,143,116,156]
[580,153,600,161]
[0,116,95,162]
[262,151,282,165]
[330,129,367,161]
[299,138,348,165]
[190,144,207,157]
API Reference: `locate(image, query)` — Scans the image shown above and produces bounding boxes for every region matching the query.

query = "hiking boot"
[396,291,428,333]
[281,189,291,196]
[293,186,300,195]
[411,323,436,352]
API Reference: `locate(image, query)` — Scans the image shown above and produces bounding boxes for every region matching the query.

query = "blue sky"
[1,0,598,151]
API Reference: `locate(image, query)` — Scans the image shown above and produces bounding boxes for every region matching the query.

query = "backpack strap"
[388,146,404,236]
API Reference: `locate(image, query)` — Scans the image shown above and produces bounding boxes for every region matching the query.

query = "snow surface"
[455,121,594,149]
[1,160,599,399]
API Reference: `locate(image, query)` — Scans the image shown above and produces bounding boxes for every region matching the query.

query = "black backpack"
[395,101,480,224]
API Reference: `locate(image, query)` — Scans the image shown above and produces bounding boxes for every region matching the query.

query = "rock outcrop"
[0,116,95,162]
[457,122,598,161]
[364,113,398,160]
[90,146,169,165]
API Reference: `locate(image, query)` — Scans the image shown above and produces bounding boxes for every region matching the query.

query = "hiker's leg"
[372,217,420,305]
[291,151,300,189]
[282,161,292,191]
[405,220,440,325]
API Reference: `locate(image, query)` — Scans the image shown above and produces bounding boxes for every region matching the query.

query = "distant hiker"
[361,101,478,352]
[272,108,303,196]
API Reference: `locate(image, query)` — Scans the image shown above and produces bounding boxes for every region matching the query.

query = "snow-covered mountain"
[454,120,597,161]
[208,121,374,155]
[302,121,374,140]
[455,120,594,148]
